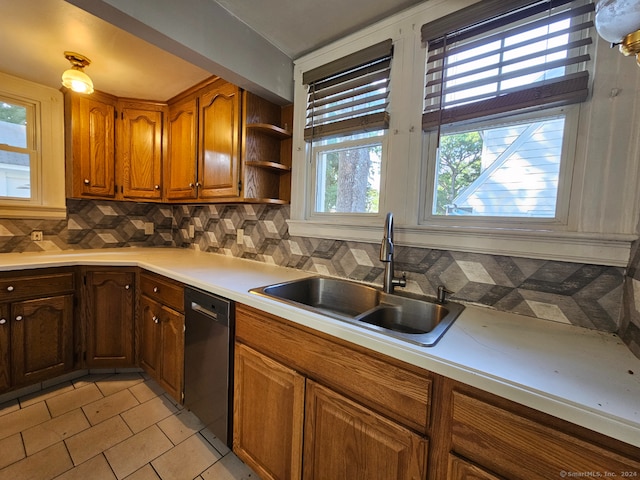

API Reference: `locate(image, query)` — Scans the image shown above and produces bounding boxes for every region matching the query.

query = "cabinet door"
[11,295,74,386]
[74,94,117,198]
[0,304,9,391]
[85,270,135,368]
[139,295,160,378]
[158,304,184,403]
[447,454,503,480]
[119,104,164,200]
[166,98,198,200]
[303,380,428,480]
[234,343,305,480]
[199,81,241,199]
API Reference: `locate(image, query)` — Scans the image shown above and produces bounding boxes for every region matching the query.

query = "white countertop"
[2,247,639,447]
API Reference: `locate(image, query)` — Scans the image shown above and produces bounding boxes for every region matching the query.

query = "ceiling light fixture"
[595,0,640,66]
[61,51,94,94]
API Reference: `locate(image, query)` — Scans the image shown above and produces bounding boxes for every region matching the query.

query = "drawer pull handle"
[15,315,23,321]
[0,319,6,325]
[153,287,159,293]
[7,285,14,292]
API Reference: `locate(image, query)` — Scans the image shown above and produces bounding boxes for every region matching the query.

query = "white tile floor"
[0,372,258,480]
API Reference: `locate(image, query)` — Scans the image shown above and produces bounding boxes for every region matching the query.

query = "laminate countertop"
[1,247,639,447]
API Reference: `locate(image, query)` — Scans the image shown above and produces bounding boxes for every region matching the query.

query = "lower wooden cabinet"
[138,271,185,403]
[233,304,431,480]
[446,388,640,479]
[303,380,428,480]
[0,268,76,392]
[139,295,184,403]
[83,268,136,368]
[11,295,74,386]
[234,343,305,480]
[233,303,640,480]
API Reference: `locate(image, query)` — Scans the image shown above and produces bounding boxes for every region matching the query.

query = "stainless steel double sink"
[250,277,464,346]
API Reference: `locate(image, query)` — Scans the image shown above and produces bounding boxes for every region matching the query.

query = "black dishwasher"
[184,286,234,446]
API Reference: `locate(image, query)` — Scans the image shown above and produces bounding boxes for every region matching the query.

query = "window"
[421,0,593,224]
[0,98,35,199]
[303,40,393,216]
[0,71,65,218]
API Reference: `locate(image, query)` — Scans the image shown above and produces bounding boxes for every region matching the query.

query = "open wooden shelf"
[245,161,291,173]
[246,123,292,139]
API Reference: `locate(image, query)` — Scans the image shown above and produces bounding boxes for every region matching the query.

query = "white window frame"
[0,71,66,219]
[288,0,640,268]
[307,132,388,221]
[421,105,580,230]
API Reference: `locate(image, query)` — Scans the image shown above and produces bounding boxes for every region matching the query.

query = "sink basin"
[250,277,464,346]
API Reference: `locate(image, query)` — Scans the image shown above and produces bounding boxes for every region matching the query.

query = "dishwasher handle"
[190,301,220,320]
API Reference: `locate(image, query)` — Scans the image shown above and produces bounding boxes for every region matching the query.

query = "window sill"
[287,220,636,267]
[0,205,67,220]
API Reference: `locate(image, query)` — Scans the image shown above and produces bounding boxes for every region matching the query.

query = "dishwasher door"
[184,287,234,446]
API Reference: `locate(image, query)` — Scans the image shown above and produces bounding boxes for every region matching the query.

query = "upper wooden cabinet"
[65,91,117,199]
[119,101,164,201]
[65,77,293,205]
[165,78,242,201]
[65,91,166,201]
[166,98,198,201]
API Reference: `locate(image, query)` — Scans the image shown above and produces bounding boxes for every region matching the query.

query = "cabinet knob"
[6,285,14,292]
[189,183,195,188]
[15,315,23,321]
[154,185,160,190]
[83,179,90,185]
[153,286,159,293]
[195,182,201,187]
[125,284,130,290]
[153,315,159,324]
[0,319,6,325]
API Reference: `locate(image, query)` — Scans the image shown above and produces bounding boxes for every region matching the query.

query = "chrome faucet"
[380,212,406,293]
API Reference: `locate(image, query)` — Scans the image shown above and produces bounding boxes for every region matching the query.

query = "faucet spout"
[380,212,406,293]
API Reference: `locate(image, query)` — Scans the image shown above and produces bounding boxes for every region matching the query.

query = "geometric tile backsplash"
[0,199,629,339]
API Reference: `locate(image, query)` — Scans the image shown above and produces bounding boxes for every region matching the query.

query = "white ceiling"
[0,0,424,101]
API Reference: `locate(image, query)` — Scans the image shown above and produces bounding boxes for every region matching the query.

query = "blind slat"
[422,72,588,130]
[304,112,389,141]
[422,0,593,132]
[305,40,393,142]
[303,39,392,85]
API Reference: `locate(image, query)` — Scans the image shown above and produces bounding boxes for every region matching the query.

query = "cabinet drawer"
[140,271,184,312]
[0,271,75,302]
[236,304,431,434]
[451,390,640,479]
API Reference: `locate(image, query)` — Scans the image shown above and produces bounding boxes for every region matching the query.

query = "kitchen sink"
[250,277,464,346]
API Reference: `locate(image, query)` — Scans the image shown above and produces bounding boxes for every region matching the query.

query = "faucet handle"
[437,285,454,304]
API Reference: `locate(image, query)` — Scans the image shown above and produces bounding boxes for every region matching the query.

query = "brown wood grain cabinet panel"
[234,343,305,480]
[235,304,431,434]
[139,295,160,378]
[303,380,428,480]
[0,304,8,390]
[450,390,640,479]
[199,80,241,199]
[166,98,198,200]
[11,294,74,386]
[140,271,184,312]
[65,91,117,199]
[84,269,136,368]
[0,272,75,302]
[156,303,184,402]
[447,454,504,480]
[119,103,164,201]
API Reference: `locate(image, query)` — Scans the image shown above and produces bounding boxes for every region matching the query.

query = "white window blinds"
[303,39,393,141]
[422,0,594,131]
